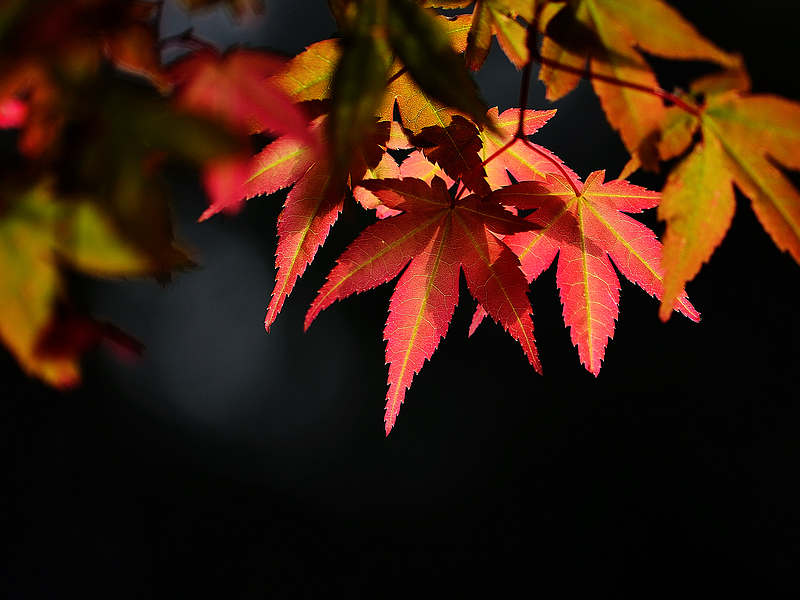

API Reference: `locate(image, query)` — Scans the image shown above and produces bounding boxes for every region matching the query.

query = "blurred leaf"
[0,96,26,128]
[169,47,316,146]
[0,181,172,387]
[104,16,168,91]
[329,0,393,173]
[69,81,237,270]
[0,0,171,156]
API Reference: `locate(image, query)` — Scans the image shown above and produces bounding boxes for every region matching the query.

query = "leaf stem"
[521,138,580,194]
[516,61,533,138]
[527,29,700,116]
[505,40,581,194]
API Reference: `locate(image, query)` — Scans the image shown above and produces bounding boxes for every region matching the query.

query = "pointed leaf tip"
[504,171,697,375]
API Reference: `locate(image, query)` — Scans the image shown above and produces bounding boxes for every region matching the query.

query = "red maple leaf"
[479,107,573,189]
[169,46,314,142]
[169,46,319,219]
[410,114,492,198]
[246,120,393,332]
[305,176,540,434]
[492,170,699,375]
[243,122,338,332]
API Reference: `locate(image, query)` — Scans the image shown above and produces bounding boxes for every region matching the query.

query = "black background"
[1,1,798,597]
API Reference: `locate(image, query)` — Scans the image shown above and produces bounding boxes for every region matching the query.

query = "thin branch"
[527,27,701,116]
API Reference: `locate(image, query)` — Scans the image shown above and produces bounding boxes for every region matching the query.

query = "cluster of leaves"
[1,0,799,434]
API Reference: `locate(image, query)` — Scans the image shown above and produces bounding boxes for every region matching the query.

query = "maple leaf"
[168,46,315,143]
[267,7,481,142]
[242,121,337,332]
[269,38,342,103]
[479,107,575,189]
[421,0,530,69]
[406,106,572,200]
[536,0,740,169]
[466,107,577,334]
[411,114,491,197]
[386,0,490,129]
[306,176,540,434]
[0,181,175,387]
[466,0,533,70]
[268,5,485,166]
[494,170,699,375]
[658,75,800,319]
[376,10,490,135]
[246,119,392,332]
[355,144,456,218]
[264,159,347,332]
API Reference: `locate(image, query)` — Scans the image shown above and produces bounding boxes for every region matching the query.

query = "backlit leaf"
[499,171,699,374]
[466,0,533,70]
[537,0,738,167]
[309,176,539,433]
[659,88,800,318]
[479,107,572,189]
[387,0,490,129]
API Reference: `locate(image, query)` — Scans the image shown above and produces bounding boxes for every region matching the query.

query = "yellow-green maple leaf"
[659,86,800,319]
[0,182,177,387]
[466,0,534,70]
[538,0,739,168]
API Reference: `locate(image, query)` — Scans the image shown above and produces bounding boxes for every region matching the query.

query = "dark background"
[1,1,798,597]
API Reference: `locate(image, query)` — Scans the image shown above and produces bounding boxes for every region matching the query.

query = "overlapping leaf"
[386,0,490,129]
[240,119,339,332]
[0,182,170,388]
[465,0,533,70]
[0,0,794,439]
[411,114,491,197]
[0,0,167,156]
[494,170,699,374]
[306,176,539,434]
[658,76,800,318]
[246,119,393,332]
[169,46,313,141]
[479,107,574,189]
[168,46,318,215]
[537,0,740,169]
